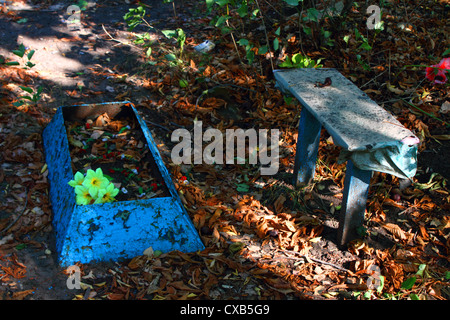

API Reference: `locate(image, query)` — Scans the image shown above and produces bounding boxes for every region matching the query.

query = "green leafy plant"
[379,264,429,300]
[1,44,43,107]
[13,44,35,69]
[294,1,348,49]
[1,44,36,69]
[354,28,372,51]
[14,86,43,107]
[124,6,187,67]
[162,28,187,62]
[123,6,147,31]
[279,53,322,68]
[68,168,119,205]
[237,38,256,64]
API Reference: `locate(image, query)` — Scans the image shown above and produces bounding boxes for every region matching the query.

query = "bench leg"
[337,160,372,246]
[293,107,322,187]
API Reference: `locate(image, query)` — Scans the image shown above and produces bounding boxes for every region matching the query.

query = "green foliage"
[3,44,36,69]
[203,0,353,69]
[2,44,43,107]
[279,53,322,68]
[162,28,186,59]
[354,28,372,51]
[124,6,186,66]
[401,276,416,290]
[123,6,146,31]
[237,38,256,64]
[76,0,88,11]
[14,86,43,107]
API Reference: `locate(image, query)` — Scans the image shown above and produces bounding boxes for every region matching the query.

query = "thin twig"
[226,22,243,65]
[144,119,171,132]
[255,0,274,72]
[360,69,387,88]
[102,24,140,49]
[281,250,353,274]
[402,98,449,127]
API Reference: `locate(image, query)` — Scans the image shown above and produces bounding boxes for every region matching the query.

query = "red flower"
[426,57,450,84]
[150,183,158,191]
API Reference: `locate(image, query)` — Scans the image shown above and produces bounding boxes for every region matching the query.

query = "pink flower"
[426,57,450,84]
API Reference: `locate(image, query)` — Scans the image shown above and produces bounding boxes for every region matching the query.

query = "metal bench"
[274,68,419,246]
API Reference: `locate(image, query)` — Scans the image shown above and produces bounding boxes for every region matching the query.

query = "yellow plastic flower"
[75,185,94,205]
[68,171,85,188]
[82,168,109,197]
[94,183,119,204]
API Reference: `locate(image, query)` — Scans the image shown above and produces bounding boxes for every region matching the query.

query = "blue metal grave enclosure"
[43,102,204,266]
[274,68,419,246]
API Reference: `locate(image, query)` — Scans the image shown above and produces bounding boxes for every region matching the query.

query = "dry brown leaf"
[364,88,382,95]
[107,293,125,300]
[183,190,195,205]
[383,198,406,209]
[94,113,110,127]
[441,217,450,229]
[11,289,34,300]
[107,120,125,132]
[386,82,404,95]
[383,223,407,240]
[256,220,270,238]
[274,194,286,214]
[170,280,201,292]
[212,225,220,242]
[115,89,131,100]
[418,225,429,240]
[383,260,404,289]
[128,256,146,270]
[401,263,418,273]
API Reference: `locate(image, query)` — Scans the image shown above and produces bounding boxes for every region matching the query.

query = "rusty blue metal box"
[43,101,204,266]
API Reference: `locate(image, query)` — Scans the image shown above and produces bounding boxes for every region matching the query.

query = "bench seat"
[274,68,419,245]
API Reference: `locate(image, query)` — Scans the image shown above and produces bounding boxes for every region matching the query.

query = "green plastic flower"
[82,168,109,197]
[94,183,119,204]
[75,185,94,205]
[68,171,85,188]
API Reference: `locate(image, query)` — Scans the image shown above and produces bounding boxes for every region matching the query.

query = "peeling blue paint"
[43,102,204,266]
